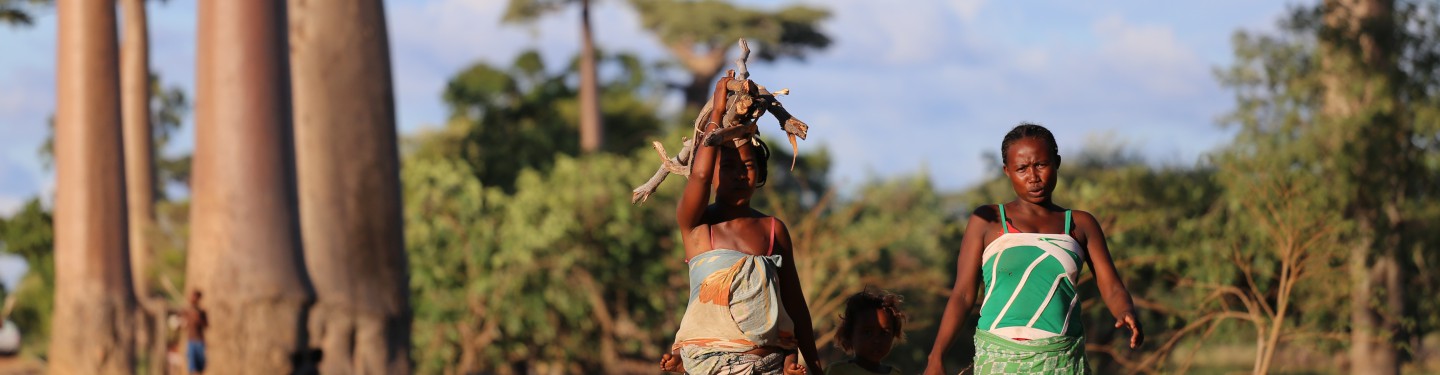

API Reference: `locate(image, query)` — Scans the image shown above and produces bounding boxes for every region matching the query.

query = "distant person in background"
[925,123,1143,374]
[660,80,823,375]
[184,291,208,374]
[825,288,906,375]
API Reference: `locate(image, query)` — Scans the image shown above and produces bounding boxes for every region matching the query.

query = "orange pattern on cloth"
[697,259,747,305]
[672,249,795,374]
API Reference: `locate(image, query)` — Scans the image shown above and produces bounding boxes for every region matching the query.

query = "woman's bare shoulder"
[970,204,1001,223]
[1069,209,1100,228]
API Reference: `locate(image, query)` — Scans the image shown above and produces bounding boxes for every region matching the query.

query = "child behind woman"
[827,288,906,375]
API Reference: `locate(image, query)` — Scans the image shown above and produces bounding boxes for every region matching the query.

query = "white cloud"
[797,0,968,66]
[868,3,951,64]
[1093,14,1207,96]
[1011,48,1050,73]
[946,0,987,22]
[0,196,23,217]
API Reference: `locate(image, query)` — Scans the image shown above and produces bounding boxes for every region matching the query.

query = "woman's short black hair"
[1001,123,1059,165]
[833,287,906,353]
[752,136,770,188]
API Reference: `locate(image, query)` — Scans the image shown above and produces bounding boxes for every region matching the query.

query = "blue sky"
[0,0,1307,217]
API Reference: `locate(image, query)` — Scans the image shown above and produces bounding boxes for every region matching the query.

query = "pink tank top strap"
[767,217,777,256]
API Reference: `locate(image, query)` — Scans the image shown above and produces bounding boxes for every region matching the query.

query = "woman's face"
[713,144,759,206]
[1004,137,1060,204]
[850,308,896,363]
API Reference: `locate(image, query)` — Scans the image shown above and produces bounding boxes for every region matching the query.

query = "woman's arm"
[774,220,823,373]
[676,77,733,239]
[924,207,994,375]
[1076,210,1144,349]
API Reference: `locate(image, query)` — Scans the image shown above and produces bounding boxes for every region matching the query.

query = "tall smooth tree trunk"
[119,0,170,373]
[50,0,138,373]
[287,0,410,373]
[1321,0,1404,373]
[189,0,312,373]
[578,0,603,152]
[120,0,154,298]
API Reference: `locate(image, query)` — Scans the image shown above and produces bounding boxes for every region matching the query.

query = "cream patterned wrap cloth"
[672,249,796,375]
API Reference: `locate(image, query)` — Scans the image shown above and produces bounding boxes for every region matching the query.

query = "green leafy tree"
[0,199,55,358]
[503,0,605,152]
[629,0,831,109]
[0,0,50,27]
[1214,2,1440,372]
[410,46,670,372]
[406,149,687,374]
[784,174,957,371]
[149,74,191,194]
[439,50,663,191]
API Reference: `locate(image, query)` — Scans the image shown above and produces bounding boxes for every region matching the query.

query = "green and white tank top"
[977,204,1085,340]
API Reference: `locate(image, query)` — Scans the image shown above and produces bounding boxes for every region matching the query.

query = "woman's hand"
[1114,311,1144,349]
[660,351,683,373]
[923,357,946,375]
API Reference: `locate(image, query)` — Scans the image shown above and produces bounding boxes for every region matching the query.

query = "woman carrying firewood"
[658,76,823,375]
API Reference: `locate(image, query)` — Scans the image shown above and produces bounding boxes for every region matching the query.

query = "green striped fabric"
[972,329,1089,374]
[977,205,1084,339]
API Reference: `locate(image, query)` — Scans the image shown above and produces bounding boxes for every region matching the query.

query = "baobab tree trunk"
[120,0,154,297]
[578,0,603,152]
[287,0,410,373]
[188,0,312,373]
[50,0,138,373]
[119,0,170,373]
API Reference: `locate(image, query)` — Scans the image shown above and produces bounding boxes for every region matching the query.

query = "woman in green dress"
[925,123,1143,374]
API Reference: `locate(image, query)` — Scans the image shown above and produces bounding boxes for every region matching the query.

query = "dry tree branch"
[1119,311,1256,374]
[735,37,750,80]
[1230,245,1277,320]
[652,139,693,175]
[631,38,813,203]
[630,99,713,203]
[1175,313,1227,375]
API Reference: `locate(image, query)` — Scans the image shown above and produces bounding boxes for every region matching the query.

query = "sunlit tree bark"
[49,0,137,372]
[503,0,603,152]
[188,0,312,373]
[288,0,410,373]
[119,0,171,372]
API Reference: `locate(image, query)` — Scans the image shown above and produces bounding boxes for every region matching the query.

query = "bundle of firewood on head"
[631,38,811,204]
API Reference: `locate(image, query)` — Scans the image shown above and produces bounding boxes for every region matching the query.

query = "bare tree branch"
[631,38,814,203]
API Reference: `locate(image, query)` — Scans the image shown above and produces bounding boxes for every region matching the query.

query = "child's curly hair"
[834,287,906,353]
